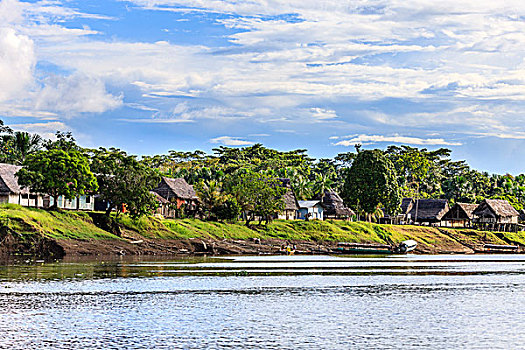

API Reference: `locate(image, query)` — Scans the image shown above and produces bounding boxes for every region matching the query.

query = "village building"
[442,203,478,228]
[297,200,324,220]
[152,177,199,217]
[278,190,299,220]
[0,163,95,210]
[473,199,519,231]
[379,197,414,224]
[150,191,175,218]
[0,163,46,207]
[275,178,299,220]
[315,190,354,220]
[49,195,95,210]
[408,198,449,226]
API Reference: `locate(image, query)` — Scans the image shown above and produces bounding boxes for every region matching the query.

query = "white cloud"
[0,27,35,102]
[209,136,253,146]
[11,121,70,139]
[34,73,122,116]
[334,134,462,146]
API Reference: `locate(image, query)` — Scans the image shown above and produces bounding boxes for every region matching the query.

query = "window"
[86,196,91,204]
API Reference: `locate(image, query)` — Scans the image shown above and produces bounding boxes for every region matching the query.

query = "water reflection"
[1,255,525,349]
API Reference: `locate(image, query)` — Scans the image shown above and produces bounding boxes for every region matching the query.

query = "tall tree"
[343,149,400,220]
[90,148,160,218]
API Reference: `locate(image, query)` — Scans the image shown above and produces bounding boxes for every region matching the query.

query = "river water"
[1,254,524,349]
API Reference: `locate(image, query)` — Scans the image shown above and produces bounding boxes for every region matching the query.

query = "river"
[1,254,524,349]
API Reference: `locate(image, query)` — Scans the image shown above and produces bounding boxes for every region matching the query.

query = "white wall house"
[49,195,95,211]
[297,200,324,220]
[0,163,94,210]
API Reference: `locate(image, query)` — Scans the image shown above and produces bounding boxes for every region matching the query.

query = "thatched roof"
[408,199,449,222]
[282,190,299,210]
[153,177,196,200]
[0,163,29,195]
[473,199,519,219]
[443,203,478,220]
[316,190,355,217]
[150,191,169,204]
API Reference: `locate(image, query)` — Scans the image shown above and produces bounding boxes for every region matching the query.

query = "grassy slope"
[2,204,525,250]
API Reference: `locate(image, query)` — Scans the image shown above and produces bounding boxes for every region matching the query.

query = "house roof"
[443,203,478,220]
[473,199,519,218]
[282,190,299,210]
[150,191,170,204]
[153,177,196,200]
[0,163,29,195]
[298,200,322,209]
[408,198,449,221]
[316,190,355,217]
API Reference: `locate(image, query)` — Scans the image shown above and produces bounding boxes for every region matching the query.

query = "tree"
[343,149,400,220]
[16,148,98,209]
[90,148,160,219]
[226,171,287,226]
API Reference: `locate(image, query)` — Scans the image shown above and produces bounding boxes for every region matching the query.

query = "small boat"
[476,244,519,254]
[334,240,418,255]
[393,240,418,254]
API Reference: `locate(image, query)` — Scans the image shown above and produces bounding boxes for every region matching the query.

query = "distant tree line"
[1,119,524,221]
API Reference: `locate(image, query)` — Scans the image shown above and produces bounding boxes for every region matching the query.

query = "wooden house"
[315,190,354,220]
[408,199,449,226]
[150,191,175,218]
[473,199,519,231]
[152,177,199,217]
[442,203,478,227]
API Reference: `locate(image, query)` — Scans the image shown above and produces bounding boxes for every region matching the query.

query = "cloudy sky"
[1,0,525,173]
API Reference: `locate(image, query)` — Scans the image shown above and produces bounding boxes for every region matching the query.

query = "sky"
[1,0,525,173]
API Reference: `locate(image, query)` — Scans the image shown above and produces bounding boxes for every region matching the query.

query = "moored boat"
[334,240,417,255]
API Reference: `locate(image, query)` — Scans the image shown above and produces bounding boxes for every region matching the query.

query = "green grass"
[0,204,119,240]
[3,205,525,252]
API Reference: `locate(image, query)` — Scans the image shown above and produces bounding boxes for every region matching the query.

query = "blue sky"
[1,0,525,173]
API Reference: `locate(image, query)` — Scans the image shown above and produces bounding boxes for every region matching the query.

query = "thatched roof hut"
[408,199,449,223]
[315,190,355,218]
[473,199,519,222]
[282,190,299,211]
[0,163,28,195]
[443,203,478,221]
[153,177,197,201]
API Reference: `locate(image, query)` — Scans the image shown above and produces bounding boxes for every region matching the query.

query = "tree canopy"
[16,148,98,209]
[343,149,400,218]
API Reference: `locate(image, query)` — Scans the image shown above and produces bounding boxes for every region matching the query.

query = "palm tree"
[11,132,43,165]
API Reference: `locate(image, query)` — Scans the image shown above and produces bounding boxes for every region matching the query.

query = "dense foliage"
[90,148,161,219]
[16,148,98,209]
[3,119,525,219]
[343,149,400,219]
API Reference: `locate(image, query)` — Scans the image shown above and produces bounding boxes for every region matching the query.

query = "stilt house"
[408,199,449,226]
[442,203,478,227]
[473,199,519,231]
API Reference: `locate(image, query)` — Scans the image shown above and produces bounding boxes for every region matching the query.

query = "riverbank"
[1,204,525,258]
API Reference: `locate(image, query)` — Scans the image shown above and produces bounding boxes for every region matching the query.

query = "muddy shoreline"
[2,232,516,260]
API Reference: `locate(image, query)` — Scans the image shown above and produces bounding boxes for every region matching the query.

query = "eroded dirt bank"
[3,228,520,259]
